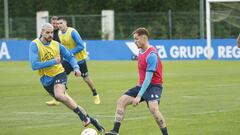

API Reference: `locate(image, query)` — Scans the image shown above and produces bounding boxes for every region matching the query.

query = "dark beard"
[44,37,52,43]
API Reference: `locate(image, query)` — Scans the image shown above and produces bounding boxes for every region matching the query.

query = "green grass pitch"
[0,61,240,135]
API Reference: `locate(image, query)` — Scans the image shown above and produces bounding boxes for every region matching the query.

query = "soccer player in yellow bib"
[45,16,61,106]
[57,17,101,104]
[29,23,105,132]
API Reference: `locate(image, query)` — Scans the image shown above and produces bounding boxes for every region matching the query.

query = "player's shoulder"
[30,38,38,46]
[51,39,59,44]
[70,28,80,38]
[68,27,77,32]
[31,38,38,42]
[148,51,158,58]
[147,52,158,63]
[29,40,39,51]
[148,46,156,50]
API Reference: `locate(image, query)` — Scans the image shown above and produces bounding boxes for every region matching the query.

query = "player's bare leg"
[54,84,105,132]
[148,100,168,135]
[83,76,101,104]
[105,95,134,135]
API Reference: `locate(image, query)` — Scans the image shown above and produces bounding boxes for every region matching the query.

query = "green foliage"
[0,0,199,17]
[0,0,238,39]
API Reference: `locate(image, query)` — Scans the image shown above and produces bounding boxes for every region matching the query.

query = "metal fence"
[115,12,201,39]
[0,11,239,40]
[0,17,36,39]
[58,15,102,40]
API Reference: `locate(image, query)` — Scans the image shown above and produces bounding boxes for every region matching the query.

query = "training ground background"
[0,61,240,135]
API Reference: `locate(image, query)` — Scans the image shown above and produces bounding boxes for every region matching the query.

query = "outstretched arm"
[29,42,59,70]
[70,29,85,54]
[59,43,80,73]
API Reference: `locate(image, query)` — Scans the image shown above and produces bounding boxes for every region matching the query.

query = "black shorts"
[43,72,67,97]
[124,84,163,103]
[62,60,88,77]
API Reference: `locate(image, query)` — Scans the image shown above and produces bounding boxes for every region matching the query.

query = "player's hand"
[74,69,81,77]
[132,96,141,107]
[54,56,61,64]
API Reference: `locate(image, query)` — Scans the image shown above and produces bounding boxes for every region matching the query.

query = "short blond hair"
[41,23,53,31]
[132,27,149,37]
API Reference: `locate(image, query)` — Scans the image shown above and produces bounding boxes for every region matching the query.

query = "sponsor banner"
[0,39,239,61]
[0,40,30,61]
[150,39,239,60]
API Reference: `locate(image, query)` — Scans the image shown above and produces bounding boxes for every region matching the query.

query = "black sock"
[112,122,121,133]
[88,116,97,125]
[92,89,97,96]
[161,127,168,135]
[73,107,88,122]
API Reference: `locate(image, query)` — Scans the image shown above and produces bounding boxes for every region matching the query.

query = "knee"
[83,76,89,82]
[149,106,159,115]
[54,93,65,101]
[117,97,126,107]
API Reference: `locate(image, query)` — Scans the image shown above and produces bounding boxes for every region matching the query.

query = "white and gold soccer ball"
[81,128,98,135]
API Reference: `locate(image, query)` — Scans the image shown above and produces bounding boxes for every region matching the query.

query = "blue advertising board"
[0,39,239,61]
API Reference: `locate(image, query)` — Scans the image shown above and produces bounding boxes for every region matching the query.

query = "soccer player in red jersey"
[105,27,168,135]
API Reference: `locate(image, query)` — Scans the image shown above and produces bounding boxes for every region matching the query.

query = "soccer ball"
[81,128,98,135]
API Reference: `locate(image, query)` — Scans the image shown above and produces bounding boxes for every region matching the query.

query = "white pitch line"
[181,95,199,99]
[12,111,149,121]
[14,111,71,115]
[23,123,71,129]
[191,109,233,115]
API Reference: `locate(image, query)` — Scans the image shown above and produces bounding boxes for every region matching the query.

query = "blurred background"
[1,1,240,135]
[0,0,239,40]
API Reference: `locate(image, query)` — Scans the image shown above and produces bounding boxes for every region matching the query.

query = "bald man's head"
[41,23,54,32]
[41,23,54,43]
